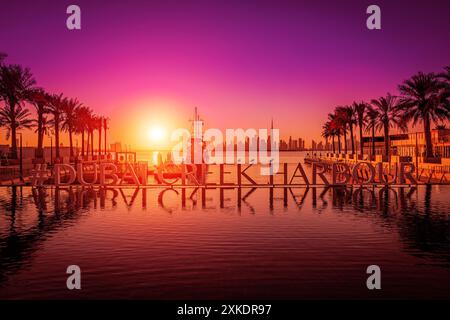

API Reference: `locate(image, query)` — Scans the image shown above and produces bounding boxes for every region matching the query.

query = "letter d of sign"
[366,5,381,30]
[66,5,81,30]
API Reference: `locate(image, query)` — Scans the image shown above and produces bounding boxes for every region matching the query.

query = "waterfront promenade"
[305,152,450,184]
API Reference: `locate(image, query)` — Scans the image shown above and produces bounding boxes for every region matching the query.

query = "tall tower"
[191,107,203,137]
[267,117,274,152]
[189,107,204,164]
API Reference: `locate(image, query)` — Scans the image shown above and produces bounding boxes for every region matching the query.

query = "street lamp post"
[50,137,53,166]
[415,132,419,179]
[18,133,23,182]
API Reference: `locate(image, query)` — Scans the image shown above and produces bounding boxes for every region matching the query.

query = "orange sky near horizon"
[0,99,329,150]
[1,95,444,151]
[1,1,449,150]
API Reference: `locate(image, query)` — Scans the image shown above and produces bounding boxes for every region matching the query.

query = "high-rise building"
[317,141,324,150]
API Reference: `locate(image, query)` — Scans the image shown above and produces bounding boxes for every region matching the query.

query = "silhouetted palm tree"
[365,107,378,158]
[96,116,102,158]
[328,112,341,153]
[47,93,65,161]
[322,121,332,152]
[334,107,348,153]
[33,116,53,144]
[336,105,356,154]
[0,104,34,140]
[369,93,405,161]
[27,88,50,159]
[397,72,450,159]
[103,117,109,155]
[62,98,82,159]
[0,64,37,159]
[353,101,367,157]
[74,106,91,157]
[86,113,96,157]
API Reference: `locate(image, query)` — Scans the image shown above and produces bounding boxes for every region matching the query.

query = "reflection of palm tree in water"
[396,185,450,265]
[1,185,449,288]
[0,187,90,286]
[328,185,450,265]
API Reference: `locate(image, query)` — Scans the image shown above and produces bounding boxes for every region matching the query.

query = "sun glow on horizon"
[148,126,167,143]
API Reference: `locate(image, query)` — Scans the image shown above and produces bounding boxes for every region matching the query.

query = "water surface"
[0,182,449,299]
[1,152,449,299]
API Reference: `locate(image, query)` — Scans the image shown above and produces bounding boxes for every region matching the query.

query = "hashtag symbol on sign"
[30,164,51,186]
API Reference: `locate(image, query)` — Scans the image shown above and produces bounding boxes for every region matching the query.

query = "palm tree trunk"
[104,122,107,155]
[55,117,60,159]
[81,130,85,157]
[91,130,94,156]
[38,131,44,157]
[98,126,102,157]
[337,134,342,154]
[37,111,44,158]
[86,131,90,156]
[350,124,355,154]
[371,124,375,158]
[69,126,74,158]
[11,125,17,159]
[10,101,18,159]
[343,128,347,154]
[383,122,389,161]
[332,135,335,153]
[359,122,364,156]
[424,114,434,158]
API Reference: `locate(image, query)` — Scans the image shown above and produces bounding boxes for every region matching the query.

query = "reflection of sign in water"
[30,185,424,215]
[29,161,447,187]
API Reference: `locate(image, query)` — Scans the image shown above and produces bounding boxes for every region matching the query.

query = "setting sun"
[148,126,167,143]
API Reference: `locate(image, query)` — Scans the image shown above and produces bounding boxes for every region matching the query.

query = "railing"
[309,154,450,184]
[0,167,34,182]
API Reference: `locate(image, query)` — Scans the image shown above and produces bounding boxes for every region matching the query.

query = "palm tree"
[322,122,332,152]
[338,105,356,154]
[328,112,341,154]
[47,93,65,161]
[365,107,378,159]
[86,113,97,157]
[27,88,50,159]
[103,117,109,155]
[0,64,37,159]
[398,72,450,159]
[353,101,367,157]
[74,106,91,158]
[0,61,5,146]
[334,107,348,154]
[369,93,405,161]
[0,104,34,141]
[62,98,82,159]
[96,116,102,158]
[33,116,53,144]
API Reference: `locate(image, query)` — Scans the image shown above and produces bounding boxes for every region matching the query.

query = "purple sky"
[1,0,449,148]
